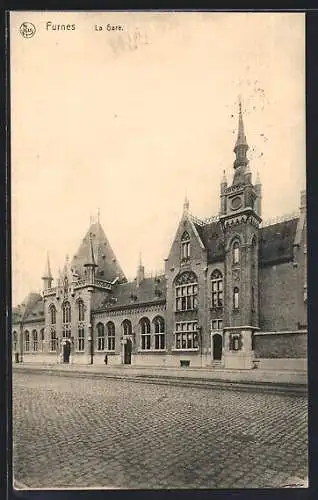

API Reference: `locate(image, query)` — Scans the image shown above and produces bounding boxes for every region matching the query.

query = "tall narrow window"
[175,271,198,311]
[153,316,165,350]
[233,241,240,265]
[62,301,71,324]
[251,286,255,312]
[62,301,71,338]
[50,330,57,351]
[122,319,132,336]
[50,304,56,325]
[140,318,151,350]
[97,323,105,351]
[25,330,30,352]
[77,327,85,351]
[12,331,17,352]
[32,330,38,351]
[233,287,239,310]
[78,300,85,322]
[107,322,115,351]
[40,328,45,352]
[211,270,223,308]
[181,231,191,261]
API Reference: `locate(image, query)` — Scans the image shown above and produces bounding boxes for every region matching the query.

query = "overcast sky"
[10,11,305,305]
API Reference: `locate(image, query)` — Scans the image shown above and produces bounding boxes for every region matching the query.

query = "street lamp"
[88,323,94,365]
[197,326,203,367]
[19,314,24,364]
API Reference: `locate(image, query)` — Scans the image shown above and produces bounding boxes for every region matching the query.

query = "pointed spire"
[233,97,249,170]
[234,99,248,150]
[42,253,52,279]
[222,169,227,184]
[136,251,145,286]
[183,196,190,214]
[84,233,97,268]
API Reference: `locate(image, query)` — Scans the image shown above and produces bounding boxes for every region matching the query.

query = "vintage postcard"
[10,11,307,489]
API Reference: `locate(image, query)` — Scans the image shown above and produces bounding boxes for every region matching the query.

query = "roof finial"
[97,208,100,224]
[256,171,261,185]
[84,232,97,268]
[183,195,190,214]
[222,169,227,184]
[139,251,143,268]
[42,252,52,279]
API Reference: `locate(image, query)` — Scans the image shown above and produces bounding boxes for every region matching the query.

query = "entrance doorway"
[63,340,71,363]
[124,338,132,365]
[212,334,222,361]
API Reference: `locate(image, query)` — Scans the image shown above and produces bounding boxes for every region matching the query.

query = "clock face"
[231,196,242,211]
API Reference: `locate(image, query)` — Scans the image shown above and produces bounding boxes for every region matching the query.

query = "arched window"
[50,330,57,352]
[78,300,85,322]
[32,329,38,351]
[140,318,151,350]
[233,287,239,310]
[181,231,191,261]
[122,319,132,336]
[233,241,240,265]
[175,271,198,311]
[77,327,85,351]
[62,301,71,324]
[97,323,105,351]
[211,270,223,308]
[62,301,71,338]
[40,328,45,352]
[153,316,165,350]
[24,330,30,352]
[49,304,56,325]
[12,331,17,352]
[107,322,115,351]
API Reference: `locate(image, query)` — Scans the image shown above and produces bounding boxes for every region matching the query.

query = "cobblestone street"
[12,372,308,489]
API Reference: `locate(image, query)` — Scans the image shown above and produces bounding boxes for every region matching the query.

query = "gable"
[166,214,206,265]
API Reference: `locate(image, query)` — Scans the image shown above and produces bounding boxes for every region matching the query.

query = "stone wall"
[254,331,307,359]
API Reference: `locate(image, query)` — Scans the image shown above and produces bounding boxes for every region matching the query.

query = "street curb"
[13,366,307,396]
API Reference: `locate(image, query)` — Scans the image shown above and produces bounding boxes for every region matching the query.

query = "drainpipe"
[19,317,23,363]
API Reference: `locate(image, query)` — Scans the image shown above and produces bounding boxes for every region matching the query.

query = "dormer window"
[233,241,240,265]
[181,231,190,261]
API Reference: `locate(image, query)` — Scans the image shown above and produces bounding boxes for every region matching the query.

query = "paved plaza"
[12,372,308,489]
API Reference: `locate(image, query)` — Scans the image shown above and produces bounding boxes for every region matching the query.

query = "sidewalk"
[13,362,308,395]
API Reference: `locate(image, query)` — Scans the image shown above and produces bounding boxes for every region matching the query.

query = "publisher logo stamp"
[19,22,36,38]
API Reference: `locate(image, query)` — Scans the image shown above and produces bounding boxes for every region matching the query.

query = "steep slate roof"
[259,217,299,266]
[193,221,225,263]
[12,292,44,325]
[193,217,299,266]
[71,221,127,283]
[93,275,166,312]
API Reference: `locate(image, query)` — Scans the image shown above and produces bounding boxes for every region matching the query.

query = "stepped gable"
[13,292,44,323]
[93,275,166,311]
[193,220,225,263]
[259,217,299,266]
[71,221,127,283]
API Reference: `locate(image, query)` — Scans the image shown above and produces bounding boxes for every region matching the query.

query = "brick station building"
[12,106,307,371]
